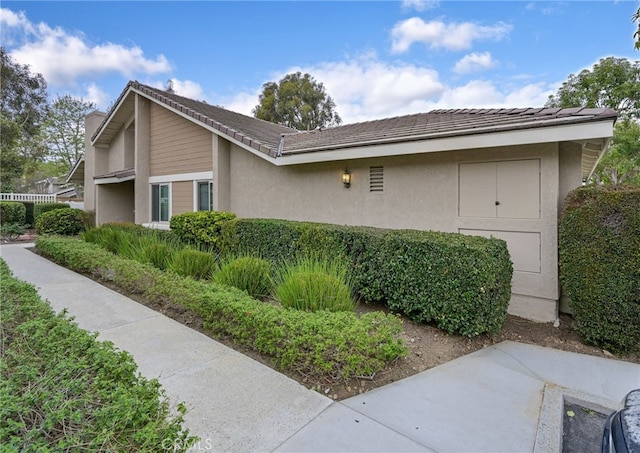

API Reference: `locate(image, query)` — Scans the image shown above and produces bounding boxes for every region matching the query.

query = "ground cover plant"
[35,236,407,383]
[0,259,195,451]
[559,185,640,353]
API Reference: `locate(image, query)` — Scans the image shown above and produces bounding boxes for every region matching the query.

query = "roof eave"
[275,118,616,166]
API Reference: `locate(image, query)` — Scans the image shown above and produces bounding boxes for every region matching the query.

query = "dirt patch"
[27,246,640,401]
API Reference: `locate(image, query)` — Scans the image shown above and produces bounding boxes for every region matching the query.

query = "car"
[602,389,640,453]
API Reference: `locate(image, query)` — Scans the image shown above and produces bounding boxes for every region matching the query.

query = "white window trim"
[149,171,213,184]
[193,180,214,212]
[150,182,172,223]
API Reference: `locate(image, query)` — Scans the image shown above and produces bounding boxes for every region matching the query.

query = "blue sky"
[1,1,638,123]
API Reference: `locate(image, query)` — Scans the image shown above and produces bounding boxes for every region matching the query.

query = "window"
[197,181,213,211]
[151,183,170,222]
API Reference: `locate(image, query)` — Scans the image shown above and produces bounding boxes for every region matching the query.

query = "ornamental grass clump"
[213,255,274,299]
[274,255,356,312]
[168,248,216,280]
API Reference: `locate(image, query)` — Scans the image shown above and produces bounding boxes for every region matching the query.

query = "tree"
[634,7,640,50]
[546,57,640,120]
[592,119,640,185]
[546,57,640,185]
[43,95,95,173]
[0,47,48,191]
[253,72,342,130]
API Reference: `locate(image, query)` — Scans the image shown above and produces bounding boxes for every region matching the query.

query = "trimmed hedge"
[559,185,640,353]
[170,211,236,249]
[220,219,513,337]
[22,201,35,228]
[35,236,407,382]
[35,207,87,235]
[33,202,70,221]
[0,201,26,225]
[0,259,195,451]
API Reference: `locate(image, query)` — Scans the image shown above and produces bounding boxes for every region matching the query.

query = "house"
[71,80,616,323]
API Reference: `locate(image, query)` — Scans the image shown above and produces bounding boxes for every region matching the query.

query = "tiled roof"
[278,107,618,155]
[94,81,617,159]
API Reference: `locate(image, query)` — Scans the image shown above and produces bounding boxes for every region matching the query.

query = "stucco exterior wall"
[83,111,106,212]
[228,141,569,322]
[149,103,213,176]
[95,181,134,225]
[134,95,151,224]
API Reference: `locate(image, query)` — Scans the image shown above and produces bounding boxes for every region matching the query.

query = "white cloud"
[218,54,553,124]
[401,0,439,12]
[391,17,512,53]
[84,83,109,108]
[453,51,497,74]
[2,8,171,87]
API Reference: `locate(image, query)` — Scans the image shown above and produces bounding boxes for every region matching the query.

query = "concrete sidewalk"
[2,243,639,452]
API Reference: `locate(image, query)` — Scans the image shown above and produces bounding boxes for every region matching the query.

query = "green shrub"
[170,211,237,249]
[559,185,640,353]
[0,201,26,225]
[21,201,35,228]
[0,259,196,451]
[274,256,355,312]
[0,223,26,241]
[33,202,70,220]
[220,218,512,336]
[35,208,86,235]
[168,248,216,280]
[36,236,407,382]
[213,255,273,299]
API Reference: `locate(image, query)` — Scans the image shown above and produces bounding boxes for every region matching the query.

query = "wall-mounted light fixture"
[341,169,351,188]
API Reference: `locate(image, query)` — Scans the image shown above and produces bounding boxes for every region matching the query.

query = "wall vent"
[369,166,384,192]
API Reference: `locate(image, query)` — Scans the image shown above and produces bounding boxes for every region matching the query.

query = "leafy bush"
[213,255,274,299]
[168,248,216,280]
[33,202,70,220]
[0,259,195,451]
[0,201,26,225]
[559,185,640,353]
[36,236,407,382]
[0,223,26,241]
[21,201,35,228]
[35,208,86,235]
[220,219,512,336]
[274,256,355,312]
[170,211,236,250]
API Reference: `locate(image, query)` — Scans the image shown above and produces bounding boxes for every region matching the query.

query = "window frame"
[151,182,171,222]
[194,180,214,212]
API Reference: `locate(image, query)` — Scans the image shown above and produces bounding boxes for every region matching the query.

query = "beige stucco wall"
[95,181,134,225]
[149,103,213,176]
[83,111,106,212]
[227,141,577,323]
[134,95,151,224]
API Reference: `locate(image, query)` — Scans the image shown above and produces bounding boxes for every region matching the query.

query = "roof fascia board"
[65,156,84,184]
[132,88,280,166]
[277,120,615,166]
[91,86,136,145]
[94,175,135,185]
